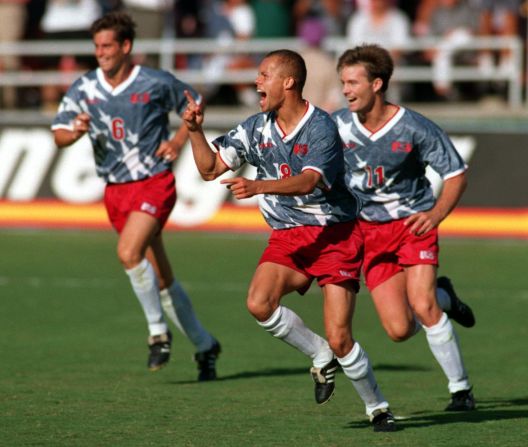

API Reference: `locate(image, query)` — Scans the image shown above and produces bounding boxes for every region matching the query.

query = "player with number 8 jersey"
[213,102,361,229]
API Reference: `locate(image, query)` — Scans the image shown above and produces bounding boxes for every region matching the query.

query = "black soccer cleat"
[310,358,339,405]
[370,408,397,432]
[148,331,172,371]
[438,276,476,328]
[194,340,221,381]
[445,388,476,411]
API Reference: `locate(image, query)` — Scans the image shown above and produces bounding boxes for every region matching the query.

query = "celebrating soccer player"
[333,44,476,411]
[182,49,396,432]
[51,12,221,381]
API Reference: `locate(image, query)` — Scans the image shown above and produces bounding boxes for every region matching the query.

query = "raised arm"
[182,90,230,181]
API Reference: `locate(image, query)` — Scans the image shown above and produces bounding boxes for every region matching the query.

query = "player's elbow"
[200,171,217,181]
[53,134,68,149]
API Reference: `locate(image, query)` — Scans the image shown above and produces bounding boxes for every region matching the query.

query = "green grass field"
[1,230,527,446]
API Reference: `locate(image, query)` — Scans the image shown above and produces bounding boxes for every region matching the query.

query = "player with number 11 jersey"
[332,106,466,223]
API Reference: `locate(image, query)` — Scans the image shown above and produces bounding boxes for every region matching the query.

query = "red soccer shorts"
[359,218,439,291]
[104,170,176,233]
[259,221,362,293]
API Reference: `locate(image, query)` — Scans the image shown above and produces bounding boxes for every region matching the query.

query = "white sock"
[424,312,471,393]
[125,258,167,337]
[436,287,451,311]
[159,280,215,352]
[337,342,389,417]
[258,306,333,367]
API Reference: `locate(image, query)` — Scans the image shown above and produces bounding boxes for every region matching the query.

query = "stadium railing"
[0,35,525,107]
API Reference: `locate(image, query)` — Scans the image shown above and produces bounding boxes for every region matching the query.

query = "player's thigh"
[405,264,442,325]
[371,271,415,341]
[117,211,160,267]
[247,262,310,314]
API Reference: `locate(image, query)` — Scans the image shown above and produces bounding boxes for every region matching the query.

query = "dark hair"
[90,11,136,44]
[265,49,307,92]
[337,44,394,92]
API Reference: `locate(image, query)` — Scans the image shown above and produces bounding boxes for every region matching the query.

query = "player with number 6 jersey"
[51,11,221,382]
[52,62,197,184]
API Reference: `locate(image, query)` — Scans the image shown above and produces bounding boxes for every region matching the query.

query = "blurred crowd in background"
[0,0,527,111]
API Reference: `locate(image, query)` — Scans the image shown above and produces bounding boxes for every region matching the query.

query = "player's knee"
[385,323,413,342]
[326,330,353,358]
[411,301,441,327]
[116,245,143,270]
[246,291,274,321]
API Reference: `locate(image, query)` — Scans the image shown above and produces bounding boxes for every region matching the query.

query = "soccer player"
[182,49,396,432]
[333,44,476,411]
[51,11,221,381]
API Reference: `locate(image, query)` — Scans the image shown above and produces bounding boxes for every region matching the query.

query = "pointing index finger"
[184,90,197,106]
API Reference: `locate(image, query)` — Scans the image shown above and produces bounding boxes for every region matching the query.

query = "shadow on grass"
[169,366,308,384]
[373,363,431,372]
[169,363,430,385]
[345,396,528,431]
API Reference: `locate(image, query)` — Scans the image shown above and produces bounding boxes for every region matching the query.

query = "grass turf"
[0,230,527,446]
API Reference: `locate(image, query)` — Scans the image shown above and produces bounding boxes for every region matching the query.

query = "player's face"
[93,30,131,78]
[339,64,378,113]
[255,56,287,112]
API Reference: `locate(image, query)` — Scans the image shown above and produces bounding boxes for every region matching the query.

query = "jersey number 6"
[112,118,126,141]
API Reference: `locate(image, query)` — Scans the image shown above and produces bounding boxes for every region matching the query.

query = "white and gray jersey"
[52,65,201,183]
[214,103,361,229]
[332,106,466,222]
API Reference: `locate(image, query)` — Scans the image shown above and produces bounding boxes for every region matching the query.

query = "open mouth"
[258,90,267,107]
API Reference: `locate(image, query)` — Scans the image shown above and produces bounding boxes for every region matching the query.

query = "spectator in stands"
[422,0,481,101]
[0,0,29,108]
[346,0,411,59]
[346,0,411,101]
[477,0,522,75]
[174,0,207,69]
[123,0,176,67]
[298,16,343,112]
[202,0,257,106]
[293,0,352,36]
[410,0,438,36]
[39,0,103,112]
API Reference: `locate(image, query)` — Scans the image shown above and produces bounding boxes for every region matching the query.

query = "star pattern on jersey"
[78,76,107,102]
[336,116,364,148]
[255,119,275,155]
[126,129,139,147]
[58,96,82,115]
[347,152,367,191]
[119,143,149,180]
